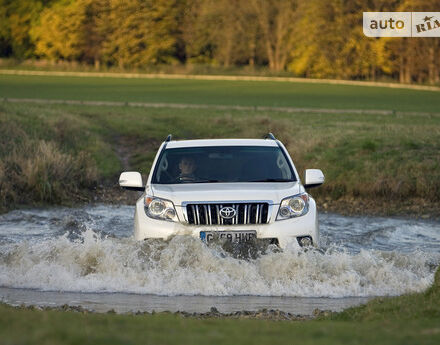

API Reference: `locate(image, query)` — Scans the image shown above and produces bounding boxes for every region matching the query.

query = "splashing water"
[0,205,438,298]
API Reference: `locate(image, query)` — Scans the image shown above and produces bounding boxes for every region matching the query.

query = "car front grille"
[186,203,270,225]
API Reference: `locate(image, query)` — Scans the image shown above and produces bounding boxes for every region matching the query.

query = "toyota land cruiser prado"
[119,134,324,249]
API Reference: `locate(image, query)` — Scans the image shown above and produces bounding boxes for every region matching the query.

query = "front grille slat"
[235,204,239,225]
[259,204,263,223]
[186,202,269,225]
[207,205,212,225]
[243,204,247,225]
[203,205,209,225]
[231,204,234,225]
[255,205,260,224]
[190,205,197,225]
[216,205,220,225]
[195,205,200,225]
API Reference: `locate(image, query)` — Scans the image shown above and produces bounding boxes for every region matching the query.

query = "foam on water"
[0,225,437,297]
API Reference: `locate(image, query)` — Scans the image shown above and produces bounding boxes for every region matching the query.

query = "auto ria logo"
[363,12,440,37]
[415,15,440,33]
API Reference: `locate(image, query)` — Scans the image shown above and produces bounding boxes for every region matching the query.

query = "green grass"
[1,100,439,213]
[1,74,439,213]
[1,74,440,112]
[0,268,438,345]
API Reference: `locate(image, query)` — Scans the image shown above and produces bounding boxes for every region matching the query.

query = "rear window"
[152,146,296,184]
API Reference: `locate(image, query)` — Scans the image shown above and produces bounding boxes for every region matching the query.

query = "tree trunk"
[266,40,275,70]
[399,55,405,83]
[428,45,438,84]
[248,40,255,67]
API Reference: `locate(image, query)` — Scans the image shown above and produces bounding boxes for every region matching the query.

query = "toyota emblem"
[219,206,236,219]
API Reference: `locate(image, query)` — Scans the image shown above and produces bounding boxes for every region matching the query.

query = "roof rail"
[165,134,172,142]
[264,133,276,140]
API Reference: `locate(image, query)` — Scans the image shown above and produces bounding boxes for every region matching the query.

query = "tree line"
[1,0,439,84]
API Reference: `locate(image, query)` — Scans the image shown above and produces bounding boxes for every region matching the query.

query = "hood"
[150,182,301,205]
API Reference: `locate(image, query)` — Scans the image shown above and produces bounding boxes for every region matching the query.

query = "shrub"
[0,140,97,211]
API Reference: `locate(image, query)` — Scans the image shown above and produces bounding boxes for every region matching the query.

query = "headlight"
[276,193,309,220]
[144,196,179,222]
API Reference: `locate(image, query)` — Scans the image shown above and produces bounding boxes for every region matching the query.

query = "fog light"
[298,236,313,247]
[163,208,176,219]
[279,206,291,218]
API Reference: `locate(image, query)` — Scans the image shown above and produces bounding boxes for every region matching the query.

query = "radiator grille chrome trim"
[185,202,271,225]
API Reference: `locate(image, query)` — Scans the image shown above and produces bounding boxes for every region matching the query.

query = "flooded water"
[0,204,439,314]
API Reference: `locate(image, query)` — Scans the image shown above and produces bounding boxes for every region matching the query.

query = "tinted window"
[152,146,296,184]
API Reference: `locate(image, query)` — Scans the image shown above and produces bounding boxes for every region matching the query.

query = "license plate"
[200,231,257,243]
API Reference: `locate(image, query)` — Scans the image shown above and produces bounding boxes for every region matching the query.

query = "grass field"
[0,268,439,345]
[2,74,440,112]
[0,74,439,214]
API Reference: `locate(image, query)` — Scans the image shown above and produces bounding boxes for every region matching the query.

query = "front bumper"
[134,196,319,249]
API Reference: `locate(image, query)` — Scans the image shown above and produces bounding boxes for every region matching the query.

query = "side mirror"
[304,169,325,189]
[119,172,144,191]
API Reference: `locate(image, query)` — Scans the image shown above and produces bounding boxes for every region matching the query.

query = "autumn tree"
[387,0,440,84]
[181,0,214,64]
[1,0,438,84]
[32,0,86,61]
[182,0,262,67]
[250,0,298,71]
[31,0,109,65]
[0,0,53,58]
[101,0,184,68]
[81,0,110,68]
[289,0,385,80]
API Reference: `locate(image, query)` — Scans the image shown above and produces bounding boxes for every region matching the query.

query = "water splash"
[0,227,436,297]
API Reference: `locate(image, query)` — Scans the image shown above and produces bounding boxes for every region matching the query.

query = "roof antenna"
[165,134,172,142]
[264,133,276,140]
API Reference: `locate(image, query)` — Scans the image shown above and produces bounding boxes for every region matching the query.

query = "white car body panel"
[150,182,301,206]
[125,138,323,249]
[134,195,318,249]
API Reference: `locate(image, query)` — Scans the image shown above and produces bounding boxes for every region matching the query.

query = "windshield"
[152,146,296,184]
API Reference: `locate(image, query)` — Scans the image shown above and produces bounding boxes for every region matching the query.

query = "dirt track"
[2,97,439,117]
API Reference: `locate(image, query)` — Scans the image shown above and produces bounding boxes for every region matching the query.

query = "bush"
[0,140,97,211]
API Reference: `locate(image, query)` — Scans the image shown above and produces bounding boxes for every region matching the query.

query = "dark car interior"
[153,146,295,184]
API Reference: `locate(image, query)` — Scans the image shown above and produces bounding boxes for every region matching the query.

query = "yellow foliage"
[32,0,86,61]
[2,0,439,83]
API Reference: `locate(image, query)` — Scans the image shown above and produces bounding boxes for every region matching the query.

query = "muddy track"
[6,303,318,320]
[114,137,132,171]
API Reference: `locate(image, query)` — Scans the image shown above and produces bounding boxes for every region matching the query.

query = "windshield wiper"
[178,178,295,183]
[248,178,295,182]
[190,179,223,183]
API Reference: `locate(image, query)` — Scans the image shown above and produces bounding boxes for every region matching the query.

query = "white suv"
[119,134,324,249]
